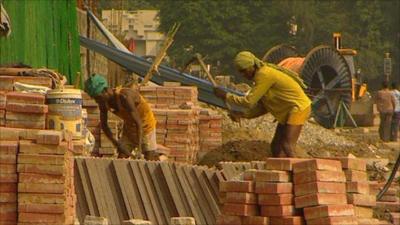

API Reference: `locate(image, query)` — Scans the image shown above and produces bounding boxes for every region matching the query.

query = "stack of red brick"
[374,183,400,225]
[0,92,5,126]
[293,159,357,225]
[0,141,18,224]
[198,109,222,158]
[4,92,47,129]
[0,76,52,92]
[17,130,75,224]
[139,85,198,108]
[99,118,120,156]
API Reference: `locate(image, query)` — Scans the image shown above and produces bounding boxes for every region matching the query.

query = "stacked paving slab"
[0,141,18,224]
[5,92,47,129]
[293,159,357,225]
[82,91,101,152]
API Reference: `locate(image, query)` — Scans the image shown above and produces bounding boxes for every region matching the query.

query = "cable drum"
[263,45,353,128]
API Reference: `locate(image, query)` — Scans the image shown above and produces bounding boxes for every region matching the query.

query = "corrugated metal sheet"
[74,158,225,225]
[0,0,80,84]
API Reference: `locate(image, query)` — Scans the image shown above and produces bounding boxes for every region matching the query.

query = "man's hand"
[213,87,227,100]
[117,143,133,158]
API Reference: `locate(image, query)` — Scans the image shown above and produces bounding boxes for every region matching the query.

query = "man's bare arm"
[99,103,119,147]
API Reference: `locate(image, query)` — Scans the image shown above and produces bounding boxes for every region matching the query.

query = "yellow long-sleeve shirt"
[226,65,311,124]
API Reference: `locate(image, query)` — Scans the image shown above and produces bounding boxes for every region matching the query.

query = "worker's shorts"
[287,106,311,125]
[118,128,157,157]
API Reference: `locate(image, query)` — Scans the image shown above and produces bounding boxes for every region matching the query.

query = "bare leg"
[281,124,303,157]
[271,124,285,157]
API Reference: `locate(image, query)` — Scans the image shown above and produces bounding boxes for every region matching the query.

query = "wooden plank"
[115,160,147,219]
[159,162,189,216]
[175,164,206,225]
[75,158,98,216]
[130,160,157,224]
[183,166,214,225]
[138,161,166,225]
[94,159,121,224]
[85,159,109,219]
[194,167,220,219]
[146,162,177,225]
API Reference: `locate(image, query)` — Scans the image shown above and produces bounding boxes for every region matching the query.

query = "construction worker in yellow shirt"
[214,51,311,157]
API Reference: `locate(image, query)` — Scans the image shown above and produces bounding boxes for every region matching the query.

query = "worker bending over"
[214,51,311,157]
[85,74,166,160]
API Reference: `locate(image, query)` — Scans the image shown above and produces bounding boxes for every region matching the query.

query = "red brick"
[376,202,400,212]
[6,103,48,114]
[390,212,399,224]
[18,203,64,214]
[344,170,368,181]
[269,216,304,225]
[19,140,67,155]
[0,193,16,203]
[258,193,293,206]
[220,181,254,193]
[216,215,242,225]
[0,141,18,154]
[330,157,367,171]
[306,216,358,225]
[379,195,399,202]
[357,218,384,225]
[17,164,64,176]
[222,203,258,216]
[260,205,298,217]
[18,193,64,204]
[383,187,398,196]
[242,216,268,225]
[243,169,257,181]
[354,206,373,218]
[5,111,46,121]
[19,173,64,184]
[225,192,257,204]
[303,204,354,220]
[347,194,376,207]
[35,130,63,145]
[6,92,45,104]
[293,170,346,184]
[265,158,308,171]
[294,193,347,208]
[17,154,64,165]
[0,203,16,213]
[255,170,291,182]
[0,154,16,164]
[13,76,52,88]
[294,182,346,197]
[18,183,64,194]
[18,212,65,223]
[292,159,342,174]
[0,183,17,193]
[5,119,46,129]
[0,164,16,174]
[0,212,17,222]
[0,173,17,183]
[255,182,292,194]
[346,182,370,194]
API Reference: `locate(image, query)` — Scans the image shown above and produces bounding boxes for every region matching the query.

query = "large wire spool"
[262,44,299,64]
[263,45,352,128]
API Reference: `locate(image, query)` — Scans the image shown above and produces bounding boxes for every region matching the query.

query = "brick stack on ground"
[0,141,18,224]
[139,84,198,108]
[99,116,121,156]
[293,158,357,225]
[374,183,400,225]
[82,91,101,152]
[198,109,222,159]
[5,92,47,129]
[0,92,6,126]
[17,130,75,224]
[0,75,52,92]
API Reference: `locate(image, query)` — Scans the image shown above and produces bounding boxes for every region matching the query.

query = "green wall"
[0,0,80,84]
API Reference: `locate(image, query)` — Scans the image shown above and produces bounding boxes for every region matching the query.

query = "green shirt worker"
[214,51,311,157]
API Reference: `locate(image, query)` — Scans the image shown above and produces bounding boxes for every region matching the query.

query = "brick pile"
[99,119,120,156]
[0,141,18,224]
[0,76,52,92]
[293,159,357,225]
[17,130,75,224]
[198,109,223,158]
[217,158,308,225]
[374,184,400,225]
[4,92,47,129]
[0,92,6,126]
[139,85,198,108]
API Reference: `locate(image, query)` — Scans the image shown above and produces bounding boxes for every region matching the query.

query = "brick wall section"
[0,127,76,224]
[0,76,52,92]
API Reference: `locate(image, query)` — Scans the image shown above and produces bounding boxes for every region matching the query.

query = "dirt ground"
[198,106,399,167]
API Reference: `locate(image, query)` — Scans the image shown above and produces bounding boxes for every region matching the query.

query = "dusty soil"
[198,105,399,167]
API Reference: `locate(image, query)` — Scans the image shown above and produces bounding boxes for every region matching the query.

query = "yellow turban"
[234,51,265,70]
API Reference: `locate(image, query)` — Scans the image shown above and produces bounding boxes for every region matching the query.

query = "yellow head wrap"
[234,51,265,70]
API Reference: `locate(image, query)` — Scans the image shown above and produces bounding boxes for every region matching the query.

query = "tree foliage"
[99,0,400,88]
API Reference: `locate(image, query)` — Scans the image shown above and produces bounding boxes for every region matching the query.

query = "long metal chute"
[79,36,245,111]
